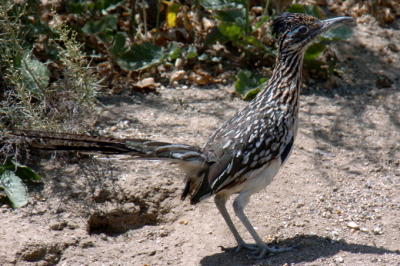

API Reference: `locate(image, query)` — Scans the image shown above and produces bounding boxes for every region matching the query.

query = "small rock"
[331,230,339,238]
[159,230,169,237]
[376,75,393,88]
[19,243,47,262]
[360,227,369,232]
[100,234,108,241]
[49,221,67,231]
[335,256,344,263]
[134,77,160,89]
[170,70,186,83]
[372,226,383,235]
[347,221,359,230]
[80,240,95,248]
[174,58,184,68]
[388,43,398,52]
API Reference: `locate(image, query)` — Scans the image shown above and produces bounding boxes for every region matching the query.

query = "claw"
[236,243,258,252]
[245,243,295,259]
[250,244,295,259]
[220,242,295,259]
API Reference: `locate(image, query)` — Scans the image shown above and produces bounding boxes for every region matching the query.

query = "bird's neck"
[257,50,304,110]
[273,49,304,88]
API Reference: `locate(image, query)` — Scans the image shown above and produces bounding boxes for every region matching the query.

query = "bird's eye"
[297,26,308,34]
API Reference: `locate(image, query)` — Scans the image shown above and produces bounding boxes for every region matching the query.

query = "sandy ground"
[1,16,400,266]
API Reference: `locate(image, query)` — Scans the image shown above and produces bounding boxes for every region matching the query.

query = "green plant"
[0,1,50,129]
[234,70,268,100]
[201,0,272,54]
[54,24,100,106]
[0,0,100,131]
[0,160,41,208]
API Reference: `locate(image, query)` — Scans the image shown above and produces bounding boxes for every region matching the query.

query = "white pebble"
[335,256,344,263]
[347,221,359,230]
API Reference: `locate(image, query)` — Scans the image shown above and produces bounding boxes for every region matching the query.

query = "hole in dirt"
[87,211,158,236]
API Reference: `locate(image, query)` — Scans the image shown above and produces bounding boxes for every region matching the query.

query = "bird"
[5,13,353,259]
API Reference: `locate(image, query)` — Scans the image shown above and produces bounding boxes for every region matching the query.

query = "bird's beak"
[307,16,353,42]
[320,16,354,33]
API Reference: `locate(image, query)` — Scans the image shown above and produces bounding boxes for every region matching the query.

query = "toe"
[265,244,294,253]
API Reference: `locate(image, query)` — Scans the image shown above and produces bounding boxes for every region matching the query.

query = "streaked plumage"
[4,13,353,258]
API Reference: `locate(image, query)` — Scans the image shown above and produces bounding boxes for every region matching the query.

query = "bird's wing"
[203,105,293,194]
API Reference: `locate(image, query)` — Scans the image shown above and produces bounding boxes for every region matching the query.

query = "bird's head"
[272,13,353,53]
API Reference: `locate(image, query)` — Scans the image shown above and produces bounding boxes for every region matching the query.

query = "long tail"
[5,129,207,162]
[4,129,211,202]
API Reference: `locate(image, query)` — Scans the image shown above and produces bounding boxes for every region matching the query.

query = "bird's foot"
[220,242,295,259]
[234,242,258,252]
[219,242,257,253]
[248,243,295,259]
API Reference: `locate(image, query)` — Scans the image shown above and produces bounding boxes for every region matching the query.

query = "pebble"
[335,256,344,263]
[331,230,339,238]
[159,230,168,237]
[347,221,360,230]
[372,226,383,235]
[80,240,95,248]
[49,221,68,231]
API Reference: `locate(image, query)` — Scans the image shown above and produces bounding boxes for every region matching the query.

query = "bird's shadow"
[200,234,400,266]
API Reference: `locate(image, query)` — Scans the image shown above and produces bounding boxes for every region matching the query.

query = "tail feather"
[5,129,212,203]
[7,129,206,161]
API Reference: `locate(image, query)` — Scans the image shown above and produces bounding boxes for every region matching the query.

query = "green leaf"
[0,170,28,208]
[287,4,306,14]
[243,87,261,100]
[94,0,124,11]
[243,35,273,53]
[66,2,87,14]
[287,4,323,18]
[1,160,41,181]
[111,32,127,56]
[199,0,245,10]
[216,9,246,24]
[82,15,118,34]
[305,42,326,61]
[205,27,229,45]
[20,51,50,93]
[185,46,198,59]
[218,22,244,40]
[254,15,270,29]
[235,70,267,100]
[13,162,42,182]
[167,42,182,60]
[115,42,164,71]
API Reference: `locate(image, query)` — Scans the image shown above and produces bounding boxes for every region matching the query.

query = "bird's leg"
[214,194,247,251]
[233,192,293,259]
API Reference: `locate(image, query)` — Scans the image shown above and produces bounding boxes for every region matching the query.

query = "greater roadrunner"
[5,13,353,259]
